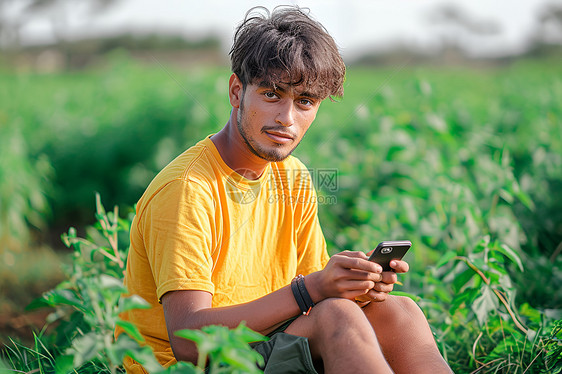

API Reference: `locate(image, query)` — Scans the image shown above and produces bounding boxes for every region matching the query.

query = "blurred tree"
[1,0,121,68]
[537,3,562,42]
[428,4,501,35]
[0,0,23,51]
[526,2,562,56]
[426,4,500,59]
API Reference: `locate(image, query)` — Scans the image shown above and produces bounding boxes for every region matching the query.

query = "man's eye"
[299,99,313,106]
[264,92,277,99]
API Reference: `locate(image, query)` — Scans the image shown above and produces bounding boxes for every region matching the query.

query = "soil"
[0,305,52,347]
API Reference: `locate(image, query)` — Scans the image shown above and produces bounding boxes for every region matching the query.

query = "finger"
[348,268,383,282]
[339,279,376,292]
[372,282,394,293]
[335,251,369,260]
[342,289,378,300]
[366,289,388,302]
[389,259,409,273]
[380,271,398,284]
[338,268,382,284]
[336,256,383,274]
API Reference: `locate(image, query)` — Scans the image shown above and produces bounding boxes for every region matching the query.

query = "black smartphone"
[368,240,412,271]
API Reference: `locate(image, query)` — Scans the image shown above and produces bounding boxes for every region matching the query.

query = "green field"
[1,55,561,373]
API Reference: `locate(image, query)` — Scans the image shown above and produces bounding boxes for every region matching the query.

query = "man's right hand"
[305,251,383,302]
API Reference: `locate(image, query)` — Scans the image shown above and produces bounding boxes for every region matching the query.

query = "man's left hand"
[356,259,409,303]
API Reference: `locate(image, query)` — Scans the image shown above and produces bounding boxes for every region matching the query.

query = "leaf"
[164,361,201,374]
[118,295,151,313]
[71,332,102,367]
[389,291,422,302]
[452,268,476,293]
[495,243,524,272]
[95,192,106,216]
[26,295,52,311]
[116,320,145,343]
[497,274,514,292]
[526,328,538,343]
[217,346,264,373]
[514,189,535,211]
[175,329,208,345]
[450,288,479,316]
[232,322,268,344]
[27,289,83,311]
[499,188,514,204]
[113,335,173,374]
[519,303,543,325]
[105,333,140,366]
[435,250,458,268]
[487,262,508,277]
[471,286,499,326]
[54,354,73,374]
[61,228,77,248]
[98,274,124,289]
[474,236,490,254]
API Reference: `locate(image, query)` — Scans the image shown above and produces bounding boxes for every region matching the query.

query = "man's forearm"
[162,283,306,363]
[190,285,300,334]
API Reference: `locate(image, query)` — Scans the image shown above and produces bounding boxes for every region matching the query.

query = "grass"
[0,246,69,346]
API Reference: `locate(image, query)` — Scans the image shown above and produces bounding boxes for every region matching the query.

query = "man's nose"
[275,101,296,127]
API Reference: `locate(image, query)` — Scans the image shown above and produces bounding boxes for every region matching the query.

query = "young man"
[117,6,452,374]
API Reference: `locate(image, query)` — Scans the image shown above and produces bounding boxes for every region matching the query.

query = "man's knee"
[392,295,423,316]
[308,298,372,337]
[311,297,366,321]
[307,298,377,351]
[366,295,427,326]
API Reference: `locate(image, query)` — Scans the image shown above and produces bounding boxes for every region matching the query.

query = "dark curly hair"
[230,6,346,100]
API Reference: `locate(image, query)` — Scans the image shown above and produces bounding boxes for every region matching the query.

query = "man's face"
[235,78,323,162]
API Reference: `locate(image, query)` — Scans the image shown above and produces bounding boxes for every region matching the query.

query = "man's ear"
[229,74,243,108]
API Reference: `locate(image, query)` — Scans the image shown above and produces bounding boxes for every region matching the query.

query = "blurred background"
[1,0,561,357]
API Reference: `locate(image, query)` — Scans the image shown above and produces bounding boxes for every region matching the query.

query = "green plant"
[0,125,52,253]
[1,194,267,373]
[175,324,267,374]
[415,236,562,373]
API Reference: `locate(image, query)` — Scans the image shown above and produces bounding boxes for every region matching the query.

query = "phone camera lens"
[382,247,393,254]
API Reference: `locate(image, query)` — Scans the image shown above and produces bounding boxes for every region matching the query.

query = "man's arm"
[162,251,384,363]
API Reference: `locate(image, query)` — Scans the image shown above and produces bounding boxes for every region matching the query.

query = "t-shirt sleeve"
[295,173,330,275]
[138,179,217,302]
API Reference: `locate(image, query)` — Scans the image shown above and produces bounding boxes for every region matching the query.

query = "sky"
[8,0,562,59]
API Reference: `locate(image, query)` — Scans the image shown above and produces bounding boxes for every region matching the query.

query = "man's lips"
[264,130,295,144]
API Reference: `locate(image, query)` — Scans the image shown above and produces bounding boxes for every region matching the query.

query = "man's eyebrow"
[256,82,322,99]
[299,91,322,100]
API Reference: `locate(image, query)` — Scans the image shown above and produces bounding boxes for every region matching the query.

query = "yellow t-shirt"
[116,135,329,372]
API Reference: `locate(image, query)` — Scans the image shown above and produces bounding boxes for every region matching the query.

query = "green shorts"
[250,317,318,374]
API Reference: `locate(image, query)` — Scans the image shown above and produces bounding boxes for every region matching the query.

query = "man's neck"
[210,118,270,180]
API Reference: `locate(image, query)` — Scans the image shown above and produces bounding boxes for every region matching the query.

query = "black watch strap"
[291,276,308,314]
[295,274,315,315]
